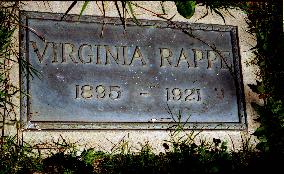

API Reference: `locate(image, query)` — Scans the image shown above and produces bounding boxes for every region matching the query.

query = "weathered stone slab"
[20,11,246,130]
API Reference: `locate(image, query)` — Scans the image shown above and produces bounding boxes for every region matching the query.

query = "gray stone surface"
[5,1,260,152]
[20,11,245,130]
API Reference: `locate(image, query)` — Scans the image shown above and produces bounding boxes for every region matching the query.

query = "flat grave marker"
[20,11,246,130]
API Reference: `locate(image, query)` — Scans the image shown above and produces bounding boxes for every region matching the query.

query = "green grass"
[0,131,258,174]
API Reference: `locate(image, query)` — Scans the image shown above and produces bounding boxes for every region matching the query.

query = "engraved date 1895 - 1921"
[75,85,201,102]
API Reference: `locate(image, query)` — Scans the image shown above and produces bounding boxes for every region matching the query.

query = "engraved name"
[30,40,232,70]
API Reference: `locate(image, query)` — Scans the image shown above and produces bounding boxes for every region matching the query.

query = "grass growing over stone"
[0,131,259,174]
[0,129,280,174]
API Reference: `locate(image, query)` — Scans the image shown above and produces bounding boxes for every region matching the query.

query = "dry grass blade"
[122,1,126,29]
[160,1,166,15]
[100,1,106,38]
[196,9,209,21]
[213,8,226,24]
[61,1,77,20]
[101,1,105,18]
[166,103,176,122]
[114,1,125,30]
[95,1,103,15]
